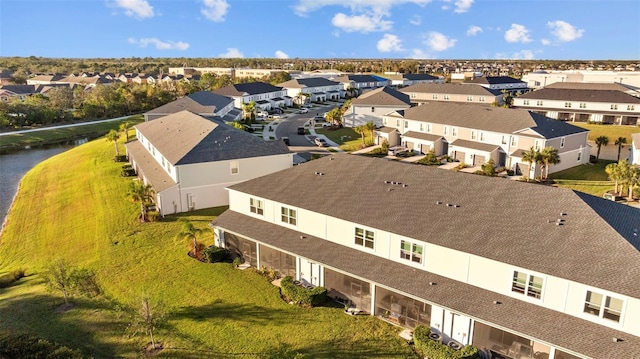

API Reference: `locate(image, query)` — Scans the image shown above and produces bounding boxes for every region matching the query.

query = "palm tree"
[105,129,120,157]
[540,146,561,180]
[176,218,203,257]
[521,147,541,181]
[605,161,624,195]
[354,125,366,146]
[241,101,256,120]
[626,166,639,201]
[615,137,627,162]
[364,121,376,145]
[594,136,609,161]
[128,181,155,222]
[119,121,132,142]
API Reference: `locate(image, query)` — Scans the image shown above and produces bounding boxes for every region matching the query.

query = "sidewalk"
[262,120,280,141]
[307,123,343,151]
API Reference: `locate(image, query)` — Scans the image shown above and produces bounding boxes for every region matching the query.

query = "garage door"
[455,151,465,163]
[405,141,414,151]
[420,143,432,154]
[473,155,485,166]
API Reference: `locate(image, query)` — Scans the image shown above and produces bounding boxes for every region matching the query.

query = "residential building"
[384,73,444,88]
[342,86,411,127]
[513,85,640,125]
[464,76,529,95]
[378,102,589,177]
[400,83,503,106]
[522,70,640,89]
[334,74,390,95]
[0,69,14,85]
[630,133,640,166]
[234,68,286,80]
[0,85,37,101]
[277,77,344,104]
[125,110,292,215]
[168,67,234,78]
[213,82,292,111]
[212,153,640,359]
[143,91,240,122]
[26,74,67,85]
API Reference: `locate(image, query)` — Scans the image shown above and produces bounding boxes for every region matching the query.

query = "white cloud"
[410,48,433,59]
[425,31,456,51]
[128,38,189,50]
[547,20,584,42]
[377,34,404,52]
[275,50,289,59]
[541,38,551,45]
[466,25,482,36]
[201,0,229,22]
[332,13,392,33]
[453,0,473,13]
[504,23,531,43]
[495,50,535,60]
[293,0,431,16]
[409,15,421,25]
[112,0,154,19]
[219,48,244,58]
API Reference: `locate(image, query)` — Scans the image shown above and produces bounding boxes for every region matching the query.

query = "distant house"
[125,110,293,215]
[334,74,390,95]
[277,77,344,103]
[0,85,37,101]
[342,86,411,127]
[385,73,444,88]
[400,83,503,106]
[463,76,529,95]
[143,91,240,122]
[0,69,14,85]
[213,82,292,111]
[26,74,67,85]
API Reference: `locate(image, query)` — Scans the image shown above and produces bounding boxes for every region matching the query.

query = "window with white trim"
[479,96,485,102]
[452,127,458,137]
[371,107,375,113]
[466,96,473,102]
[511,271,543,299]
[404,120,409,129]
[400,240,423,264]
[426,123,432,133]
[511,137,517,146]
[230,161,239,175]
[501,136,507,145]
[420,123,424,132]
[280,207,297,225]
[579,103,586,109]
[611,104,618,110]
[471,131,477,140]
[536,100,543,106]
[565,102,572,108]
[584,291,623,322]
[249,198,263,215]
[432,94,438,100]
[444,126,449,135]
[443,94,450,100]
[627,105,635,111]
[354,227,374,249]
[523,100,530,105]
[480,132,485,142]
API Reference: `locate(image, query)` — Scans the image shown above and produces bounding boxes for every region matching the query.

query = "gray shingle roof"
[214,82,284,96]
[351,86,411,107]
[545,82,635,92]
[124,141,176,192]
[466,76,527,85]
[0,85,36,94]
[278,78,340,88]
[402,73,440,81]
[213,211,640,359]
[144,91,233,117]
[395,102,588,138]
[335,74,382,83]
[400,131,443,142]
[518,88,640,104]
[134,110,290,165]
[401,83,502,96]
[226,154,640,298]
[450,138,501,152]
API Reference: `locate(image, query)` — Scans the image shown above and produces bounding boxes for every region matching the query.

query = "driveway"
[276,104,339,161]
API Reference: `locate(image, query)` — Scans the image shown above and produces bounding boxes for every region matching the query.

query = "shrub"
[381,139,389,153]
[202,246,230,263]
[417,151,442,166]
[506,169,515,176]
[280,276,327,307]
[0,269,26,288]
[113,155,128,162]
[413,325,480,359]
[480,159,496,176]
[0,333,83,359]
[256,266,279,282]
[147,211,160,222]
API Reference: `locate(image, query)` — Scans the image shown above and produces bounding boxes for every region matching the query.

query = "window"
[467,96,473,102]
[396,119,400,127]
[355,227,374,249]
[471,131,477,140]
[404,120,409,129]
[420,123,424,132]
[230,161,239,175]
[611,104,618,110]
[512,271,543,299]
[371,107,375,113]
[280,207,297,225]
[511,137,518,146]
[579,103,586,109]
[444,126,449,135]
[577,150,582,162]
[523,100,530,105]
[560,137,565,148]
[480,132,485,142]
[565,102,572,108]
[536,100,544,106]
[249,198,263,215]
[628,105,635,111]
[443,95,450,100]
[400,240,423,264]
[432,94,438,100]
[584,291,623,322]
[426,123,432,133]
[452,127,457,137]
[501,136,507,145]
[534,140,540,150]
[479,96,485,102]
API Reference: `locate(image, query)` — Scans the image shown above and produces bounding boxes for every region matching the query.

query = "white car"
[314,138,328,147]
[298,108,309,114]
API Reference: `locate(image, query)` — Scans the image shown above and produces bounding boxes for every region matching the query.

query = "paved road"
[0,115,135,136]
[276,104,339,159]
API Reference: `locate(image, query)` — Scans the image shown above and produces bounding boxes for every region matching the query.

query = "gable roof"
[518,88,640,104]
[278,77,340,88]
[402,73,440,81]
[214,82,283,97]
[466,76,527,85]
[394,102,588,138]
[401,83,502,96]
[335,74,383,83]
[134,110,290,165]
[226,154,640,298]
[0,84,36,94]
[144,91,233,117]
[351,86,411,107]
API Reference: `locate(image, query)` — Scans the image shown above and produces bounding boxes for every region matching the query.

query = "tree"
[325,107,342,127]
[481,159,496,176]
[226,121,244,130]
[521,147,541,181]
[594,136,609,161]
[364,121,376,144]
[105,129,120,157]
[128,181,155,222]
[42,259,101,305]
[242,101,256,120]
[540,146,561,180]
[176,218,203,258]
[625,166,640,201]
[119,121,132,142]
[354,125,366,146]
[125,296,167,351]
[606,161,625,195]
[615,137,628,162]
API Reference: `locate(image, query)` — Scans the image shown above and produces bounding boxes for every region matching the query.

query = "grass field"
[570,122,640,143]
[549,160,616,197]
[0,137,414,358]
[315,127,374,152]
[0,115,144,152]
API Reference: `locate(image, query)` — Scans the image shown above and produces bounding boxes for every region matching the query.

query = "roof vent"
[493,300,502,305]
[402,184,408,188]
[300,235,306,240]
[560,212,567,216]
[429,282,436,286]
[612,337,623,343]
[436,201,442,205]
[385,180,391,184]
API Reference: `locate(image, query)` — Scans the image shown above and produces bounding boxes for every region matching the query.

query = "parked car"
[388,146,408,156]
[298,108,309,114]
[314,138,328,147]
[281,137,290,145]
[256,111,268,118]
[302,104,312,108]
[271,114,282,119]
[314,116,325,122]
[297,127,305,135]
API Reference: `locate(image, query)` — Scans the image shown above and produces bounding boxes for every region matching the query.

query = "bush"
[417,151,442,166]
[506,169,515,176]
[147,211,160,222]
[381,139,389,153]
[280,276,327,307]
[113,155,128,162]
[0,269,26,288]
[0,333,83,359]
[480,159,496,176]
[202,246,230,263]
[413,325,480,359]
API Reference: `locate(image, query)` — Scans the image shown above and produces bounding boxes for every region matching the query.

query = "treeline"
[0,72,290,130]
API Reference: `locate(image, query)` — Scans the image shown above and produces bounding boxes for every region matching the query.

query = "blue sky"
[1,0,639,60]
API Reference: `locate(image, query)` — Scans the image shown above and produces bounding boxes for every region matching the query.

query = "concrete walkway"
[307,122,343,152]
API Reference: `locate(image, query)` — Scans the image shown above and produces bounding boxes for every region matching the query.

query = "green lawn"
[570,122,640,143]
[315,127,374,152]
[0,115,144,152]
[0,138,414,358]
[549,160,616,197]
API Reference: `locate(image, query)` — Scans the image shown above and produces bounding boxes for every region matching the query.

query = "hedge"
[413,325,480,359]
[202,246,230,263]
[280,276,327,307]
[0,333,84,359]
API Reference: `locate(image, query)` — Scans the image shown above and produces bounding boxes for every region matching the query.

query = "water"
[0,139,87,228]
